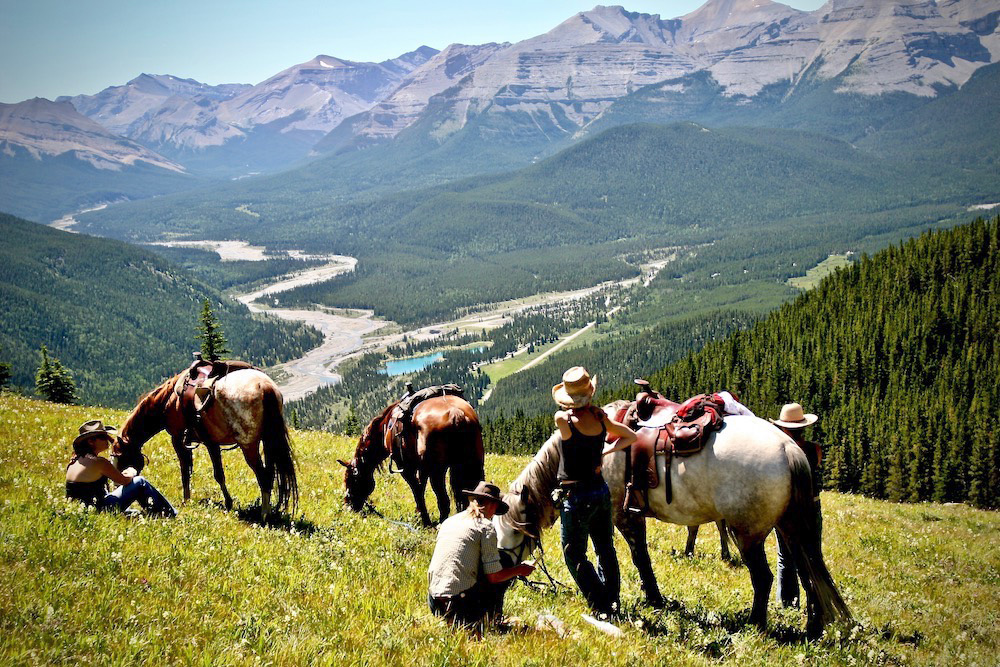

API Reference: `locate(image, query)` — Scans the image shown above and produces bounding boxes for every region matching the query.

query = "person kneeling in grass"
[65,420,177,517]
[427,482,534,632]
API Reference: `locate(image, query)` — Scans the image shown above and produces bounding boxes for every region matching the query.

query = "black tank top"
[557,408,607,485]
[66,477,108,506]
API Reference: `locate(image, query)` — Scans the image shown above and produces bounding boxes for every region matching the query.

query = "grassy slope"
[2,393,997,666]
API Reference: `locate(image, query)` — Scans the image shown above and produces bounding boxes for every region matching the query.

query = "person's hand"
[520,562,536,576]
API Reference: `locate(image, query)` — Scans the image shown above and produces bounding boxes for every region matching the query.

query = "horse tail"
[777,443,852,636]
[445,408,484,509]
[262,385,298,514]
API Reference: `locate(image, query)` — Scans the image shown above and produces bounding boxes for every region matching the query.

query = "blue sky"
[0,0,827,103]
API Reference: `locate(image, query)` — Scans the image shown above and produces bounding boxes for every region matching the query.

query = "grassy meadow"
[1,393,998,666]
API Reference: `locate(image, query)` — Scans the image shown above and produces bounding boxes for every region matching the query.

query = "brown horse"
[114,369,297,516]
[338,395,484,526]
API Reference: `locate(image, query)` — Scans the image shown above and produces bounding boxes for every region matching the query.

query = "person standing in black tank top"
[552,367,636,616]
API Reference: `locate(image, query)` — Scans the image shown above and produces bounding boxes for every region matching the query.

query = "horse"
[114,369,298,516]
[338,394,485,527]
[494,405,852,637]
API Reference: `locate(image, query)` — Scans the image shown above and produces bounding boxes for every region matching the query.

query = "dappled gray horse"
[495,411,851,637]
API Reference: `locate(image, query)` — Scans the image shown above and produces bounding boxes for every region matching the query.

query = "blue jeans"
[560,481,620,614]
[776,499,822,606]
[100,476,177,517]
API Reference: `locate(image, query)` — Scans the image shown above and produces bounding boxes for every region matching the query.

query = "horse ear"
[337,459,349,467]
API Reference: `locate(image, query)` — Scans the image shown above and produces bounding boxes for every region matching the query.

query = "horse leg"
[718,520,734,564]
[735,534,772,631]
[429,464,450,524]
[685,525,699,557]
[205,442,233,510]
[170,434,193,503]
[402,468,432,527]
[240,444,272,517]
[613,505,664,607]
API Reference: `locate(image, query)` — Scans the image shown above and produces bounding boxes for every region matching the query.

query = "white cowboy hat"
[770,403,818,429]
[552,367,597,409]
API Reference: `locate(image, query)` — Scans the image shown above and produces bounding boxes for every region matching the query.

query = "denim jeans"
[559,481,620,614]
[99,476,177,517]
[776,499,822,606]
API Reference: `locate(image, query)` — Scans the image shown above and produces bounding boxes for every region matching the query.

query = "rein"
[183,440,242,452]
[362,501,419,531]
[500,533,569,593]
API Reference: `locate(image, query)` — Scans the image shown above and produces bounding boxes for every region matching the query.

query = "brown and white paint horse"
[494,405,852,637]
[339,394,484,526]
[115,369,297,516]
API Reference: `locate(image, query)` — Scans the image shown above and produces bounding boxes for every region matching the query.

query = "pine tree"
[342,407,360,437]
[196,299,230,361]
[35,345,77,404]
[0,345,11,391]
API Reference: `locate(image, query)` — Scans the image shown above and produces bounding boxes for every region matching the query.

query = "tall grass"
[1,393,997,665]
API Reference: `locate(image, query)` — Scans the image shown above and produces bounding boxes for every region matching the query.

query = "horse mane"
[355,401,397,470]
[119,374,178,449]
[500,432,562,541]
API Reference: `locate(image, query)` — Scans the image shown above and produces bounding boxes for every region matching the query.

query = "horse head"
[493,434,563,563]
[113,435,147,474]
[338,454,376,512]
[339,406,393,512]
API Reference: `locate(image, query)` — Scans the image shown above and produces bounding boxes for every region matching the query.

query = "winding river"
[151,241,678,402]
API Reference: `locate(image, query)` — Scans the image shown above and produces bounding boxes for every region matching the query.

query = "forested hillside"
[484,217,1000,509]
[119,122,989,326]
[0,213,322,406]
[648,217,1000,507]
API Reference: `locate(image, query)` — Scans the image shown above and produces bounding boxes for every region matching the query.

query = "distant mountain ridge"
[4,0,999,221]
[59,46,439,174]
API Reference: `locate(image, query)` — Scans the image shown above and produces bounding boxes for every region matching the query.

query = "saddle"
[386,384,465,471]
[620,383,726,511]
[174,356,256,445]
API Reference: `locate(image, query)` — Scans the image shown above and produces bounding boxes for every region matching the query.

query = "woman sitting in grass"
[65,420,177,517]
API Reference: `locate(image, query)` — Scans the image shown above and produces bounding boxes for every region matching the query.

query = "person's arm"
[481,522,535,584]
[96,457,134,486]
[602,413,637,455]
[554,410,573,440]
[486,562,536,584]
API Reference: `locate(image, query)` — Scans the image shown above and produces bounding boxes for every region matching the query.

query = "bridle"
[498,493,569,592]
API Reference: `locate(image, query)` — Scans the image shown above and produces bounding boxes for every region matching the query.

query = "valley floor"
[1,393,997,666]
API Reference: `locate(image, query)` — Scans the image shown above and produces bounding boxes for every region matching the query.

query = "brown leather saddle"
[619,383,726,511]
[174,357,256,447]
[385,384,465,473]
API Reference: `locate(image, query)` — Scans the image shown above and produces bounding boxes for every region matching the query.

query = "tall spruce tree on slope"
[35,345,77,404]
[196,299,230,361]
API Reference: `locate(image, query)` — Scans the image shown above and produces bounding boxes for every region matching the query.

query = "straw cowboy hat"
[72,419,118,448]
[770,403,818,429]
[462,481,509,515]
[552,366,598,409]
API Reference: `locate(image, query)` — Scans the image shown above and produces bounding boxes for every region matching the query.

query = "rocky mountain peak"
[680,0,803,34]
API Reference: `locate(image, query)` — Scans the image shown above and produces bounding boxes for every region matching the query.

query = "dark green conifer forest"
[484,217,1000,508]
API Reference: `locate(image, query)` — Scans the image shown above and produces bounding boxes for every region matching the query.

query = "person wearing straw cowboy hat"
[552,367,637,617]
[770,402,825,607]
[65,419,176,517]
[428,481,535,632]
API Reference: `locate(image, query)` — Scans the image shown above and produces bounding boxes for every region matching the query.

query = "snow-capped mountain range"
[2,0,999,191]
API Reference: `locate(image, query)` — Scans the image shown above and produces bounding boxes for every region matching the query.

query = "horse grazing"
[115,369,297,516]
[339,395,484,527]
[494,406,851,637]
